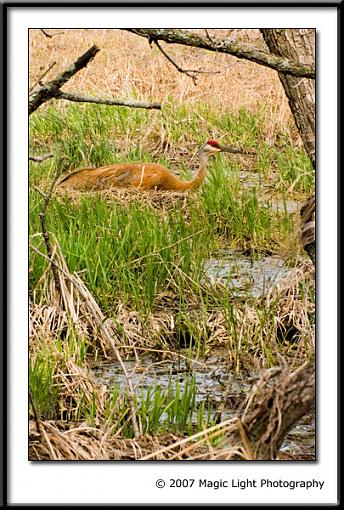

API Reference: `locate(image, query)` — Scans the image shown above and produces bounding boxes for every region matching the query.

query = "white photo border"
[5,3,338,506]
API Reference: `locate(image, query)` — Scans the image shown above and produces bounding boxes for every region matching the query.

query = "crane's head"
[199,140,246,157]
[199,140,223,156]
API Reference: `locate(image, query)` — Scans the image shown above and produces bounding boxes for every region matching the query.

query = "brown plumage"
[58,140,245,192]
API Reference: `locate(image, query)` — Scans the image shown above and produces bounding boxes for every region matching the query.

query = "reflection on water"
[204,250,290,298]
[92,354,315,460]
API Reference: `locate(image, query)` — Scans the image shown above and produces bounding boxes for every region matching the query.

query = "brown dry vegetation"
[29,29,292,133]
[29,29,315,461]
[29,234,315,460]
[30,238,315,364]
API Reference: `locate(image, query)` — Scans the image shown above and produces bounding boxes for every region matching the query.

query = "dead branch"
[29,152,54,162]
[29,390,42,435]
[54,91,161,110]
[153,40,220,85]
[40,29,53,38]
[38,160,67,297]
[29,44,162,114]
[29,45,100,115]
[241,359,315,459]
[39,29,65,39]
[29,61,56,94]
[125,29,315,79]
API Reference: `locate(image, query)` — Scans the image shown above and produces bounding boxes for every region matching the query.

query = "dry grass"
[54,185,190,214]
[29,29,291,135]
[29,28,315,460]
[29,237,314,459]
[29,417,249,460]
[30,235,314,365]
[29,357,314,461]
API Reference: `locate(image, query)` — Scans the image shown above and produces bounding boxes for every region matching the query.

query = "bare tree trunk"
[241,359,315,460]
[300,194,316,265]
[125,29,315,78]
[260,29,315,168]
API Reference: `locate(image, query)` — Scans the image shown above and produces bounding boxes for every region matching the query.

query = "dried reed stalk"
[30,238,140,437]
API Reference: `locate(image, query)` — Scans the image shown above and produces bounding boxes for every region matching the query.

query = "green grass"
[275,146,314,193]
[29,100,314,437]
[29,184,294,313]
[30,100,314,186]
[29,99,311,320]
[28,99,305,353]
[41,367,216,437]
[29,346,60,420]
[102,376,215,437]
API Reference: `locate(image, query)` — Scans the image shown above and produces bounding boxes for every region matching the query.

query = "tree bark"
[29,44,161,114]
[54,91,161,110]
[260,29,315,169]
[241,359,315,460]
[300,194,316,265]
[125,29,315,79]
[29,45,100,115]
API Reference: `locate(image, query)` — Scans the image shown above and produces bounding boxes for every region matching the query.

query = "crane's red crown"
[206,140,221,148]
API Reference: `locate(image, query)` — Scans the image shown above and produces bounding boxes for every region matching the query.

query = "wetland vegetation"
[29,29,315,460]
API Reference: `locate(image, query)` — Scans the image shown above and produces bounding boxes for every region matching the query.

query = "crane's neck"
[178,152,209,191]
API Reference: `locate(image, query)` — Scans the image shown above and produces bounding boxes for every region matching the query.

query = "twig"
[29,44,100,115]
[38,160,67,297]
[29,243,140,438]
[204,29,217,47]
[29,44,161,113]
[29,152,54,162]
[29,61,56,94]
[126,29,315,79]
[154,40,220,85]
[33,186,48,199]
[54,91,161,110]
[29,391,42,435]
[40,29,53,38]
[40,29,65,38]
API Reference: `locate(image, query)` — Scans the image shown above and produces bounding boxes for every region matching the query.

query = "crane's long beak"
[220,145,255,156]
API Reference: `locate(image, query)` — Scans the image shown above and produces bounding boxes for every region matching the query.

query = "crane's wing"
[59,163,170,190]
[95,168,132,188]
[94,164,165,189]
[59,167,103,189]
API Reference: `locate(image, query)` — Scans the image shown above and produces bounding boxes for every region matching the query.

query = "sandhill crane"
[58,140,245,192]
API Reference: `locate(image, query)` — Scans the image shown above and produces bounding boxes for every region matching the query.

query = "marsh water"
[203,250,290,298]
[92,248,314,460]
[92,353,315,460]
